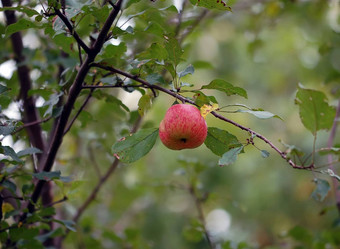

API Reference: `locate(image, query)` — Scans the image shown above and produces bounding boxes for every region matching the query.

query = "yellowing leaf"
[200,104,219,119]
[2,202,14,214]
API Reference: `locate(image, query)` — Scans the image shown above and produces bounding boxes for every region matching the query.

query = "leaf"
[164,36,183,67]
[0,124,16,136]
[201,79,248,99]
[6,19,41,37]
[124,0,142,9]
[279,140,305,158]
[0,6,40,17]
[146,73,166,85]
[36,228,64,243]
[55,219,77,232]
[200,104,219,119]
[182,225,204,242]
[192,60,213,69]
[33,171,61,181]
[288,226,313,244]
[138,94,152,116]
[178,64,194,78]
[193,91,218,107]
[295,85,336,135]
[236,109,281,119]
[318,147,340,156]
[2,179,17,193]
[261,150,270,158]
[81,4,110,23]
[0,84,10,94]
[189,0,232,11]
[17,147,42,157]
[219,146,244,166]
[102,43,127,59]
[143,43,168,61]
[42,92,63,117]
[9,227,40,242]
[311,178,330,202]
[112,128,159,163]
[0,145,23,163]
[204,127,242,157]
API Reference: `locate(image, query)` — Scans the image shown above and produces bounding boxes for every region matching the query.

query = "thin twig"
[63,88,94,135]
[13,117,52,135]
[53,8,91,54]
[188,185,214,249]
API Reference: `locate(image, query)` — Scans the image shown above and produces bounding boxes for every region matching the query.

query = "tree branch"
[2,0,46,165]
[188,185,215,249]
[53,8,91,54]
[24,0,124,216]
[91,63,314,170]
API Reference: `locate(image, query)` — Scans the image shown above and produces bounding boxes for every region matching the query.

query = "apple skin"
[159,104,208,150]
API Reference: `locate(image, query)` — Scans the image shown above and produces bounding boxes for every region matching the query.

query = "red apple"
[159,104,208,150]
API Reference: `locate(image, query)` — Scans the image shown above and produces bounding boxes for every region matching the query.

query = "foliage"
[0,0,339,248]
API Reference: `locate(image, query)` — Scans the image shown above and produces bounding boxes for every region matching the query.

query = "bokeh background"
[61,0,340,248]
[1,0,339,248]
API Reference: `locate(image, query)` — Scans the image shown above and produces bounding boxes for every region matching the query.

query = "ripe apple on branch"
[159,104,208,150]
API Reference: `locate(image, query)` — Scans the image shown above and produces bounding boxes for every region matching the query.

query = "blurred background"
[60,0,340,248]
[1,0,339,248]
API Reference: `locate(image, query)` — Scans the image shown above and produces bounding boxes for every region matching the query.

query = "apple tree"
[0,0,340,248]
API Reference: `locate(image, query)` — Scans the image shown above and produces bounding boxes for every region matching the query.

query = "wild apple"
[159,104,208,150]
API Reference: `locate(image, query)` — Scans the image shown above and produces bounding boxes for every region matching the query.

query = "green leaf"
[0,124,16,135]
[138,94,152,116]
[279,140,305,158]
[0,6,40,17]
[149,43,168,61]
[182,225,204,242]
[82,4,110,23]
[192,60,213,69]
[102,43,127,59]
[112,128,159,163]
[104,94,130,112]
[36,228,64,243]
[2,179,17,193]
[311,178,330,202]
[192,91,218,107]
[33,171,61,181]
[261,150,270,158]
[295,85,336,135]
[124,0,142,9]
[164,36,183,67]
[318,147,340,156]
[236,109,280,119]
[0,145,23,163]
[9,227,40,242]
[204,127,242,157]
[146,73,166,85]
[201,79,248,99]
[189,0,232,11]
[0,84,10,94]
[218,146,244,166]
[55,219,77,232]
[6,19,41,37]
[17,147,42,157]
[178,64,194,78]
[288,226,313,244]
[42,92,63,117]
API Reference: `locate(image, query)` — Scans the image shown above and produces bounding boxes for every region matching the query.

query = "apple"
[159,104,208,150]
